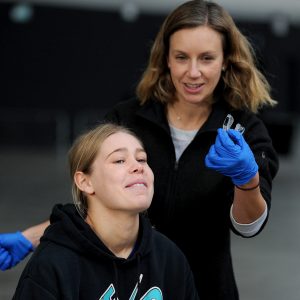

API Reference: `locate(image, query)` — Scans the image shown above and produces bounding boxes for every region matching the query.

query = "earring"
[222,66,226,72]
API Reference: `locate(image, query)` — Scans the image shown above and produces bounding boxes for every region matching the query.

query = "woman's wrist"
[235,181,259,191]
[22,220,50,248]
[235,173,260,191]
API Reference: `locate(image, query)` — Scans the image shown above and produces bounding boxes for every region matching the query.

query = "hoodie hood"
[14,203,200,299]
[42,204,154,299]
[43,203,152,263]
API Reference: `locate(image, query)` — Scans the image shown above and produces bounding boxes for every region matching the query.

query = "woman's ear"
[74,171,95,195]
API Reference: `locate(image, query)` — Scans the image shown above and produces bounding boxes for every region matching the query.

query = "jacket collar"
[135,98,231,134]
[136,99,171,133]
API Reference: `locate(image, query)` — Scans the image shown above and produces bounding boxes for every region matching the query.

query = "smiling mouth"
[126,182,147,188]
[185,83,203,88]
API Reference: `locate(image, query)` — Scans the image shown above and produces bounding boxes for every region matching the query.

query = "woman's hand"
[205,128,258,186]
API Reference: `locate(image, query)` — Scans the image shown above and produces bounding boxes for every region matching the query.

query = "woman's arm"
[22,220,50,248]
[205,126,278,235]
[0,220,49,270]
[232,172,266,223]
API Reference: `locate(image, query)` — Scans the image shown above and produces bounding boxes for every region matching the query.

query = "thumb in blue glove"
[205,128,258,186]
[0,231,33,271]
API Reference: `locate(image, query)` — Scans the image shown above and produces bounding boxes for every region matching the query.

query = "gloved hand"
[0,231,33,271]
[205,128,258,186]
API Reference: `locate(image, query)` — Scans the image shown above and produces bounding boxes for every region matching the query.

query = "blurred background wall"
[0,1,299,299]
[0,0,299,152]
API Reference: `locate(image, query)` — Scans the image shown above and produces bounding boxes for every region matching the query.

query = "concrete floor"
[0,123,300,300]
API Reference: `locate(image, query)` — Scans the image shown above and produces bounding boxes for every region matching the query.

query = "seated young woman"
[12,123,199,300]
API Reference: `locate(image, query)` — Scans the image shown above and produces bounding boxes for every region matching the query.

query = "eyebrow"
[172,49,217,55]
[105,147,146,160]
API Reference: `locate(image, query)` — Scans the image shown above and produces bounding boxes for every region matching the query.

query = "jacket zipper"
[174,160,179,170]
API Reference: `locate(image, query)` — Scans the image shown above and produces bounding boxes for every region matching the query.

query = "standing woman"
[105,1,279,298]
[0,1,279,299]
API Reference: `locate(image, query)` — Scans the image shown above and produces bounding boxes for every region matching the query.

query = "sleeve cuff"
[230,204,268,237]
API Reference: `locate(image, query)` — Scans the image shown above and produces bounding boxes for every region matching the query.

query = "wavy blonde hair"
[68,123,142,218]
[136,0,276,113]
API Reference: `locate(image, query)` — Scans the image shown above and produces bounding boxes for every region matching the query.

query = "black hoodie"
[13,204,199,299]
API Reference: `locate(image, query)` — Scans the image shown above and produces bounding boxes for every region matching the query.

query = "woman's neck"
[167,101,212,130]
[86,207,139,259]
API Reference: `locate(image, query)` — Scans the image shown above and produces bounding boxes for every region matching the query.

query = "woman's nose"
[131,161,144,173]
[188,61,201,77]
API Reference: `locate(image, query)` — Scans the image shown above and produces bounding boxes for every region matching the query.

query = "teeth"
[132,183,145,187]
[186,83,200,88]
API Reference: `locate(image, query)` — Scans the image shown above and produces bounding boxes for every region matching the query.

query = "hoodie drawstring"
[136,253,142,299]
[113,254,142,300]
[113,261,120,300]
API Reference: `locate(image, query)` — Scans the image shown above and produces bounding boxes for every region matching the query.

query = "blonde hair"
[68,123,142,218]
[136,0,276,113]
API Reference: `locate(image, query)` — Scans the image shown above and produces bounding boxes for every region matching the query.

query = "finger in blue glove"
[0,248,12,271]
[214,128,242,158]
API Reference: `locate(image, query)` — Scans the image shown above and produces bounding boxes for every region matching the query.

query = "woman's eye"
[114,160,125,164]
[137,158,147,163]
[203,56,213,61]
[176,55,187,61]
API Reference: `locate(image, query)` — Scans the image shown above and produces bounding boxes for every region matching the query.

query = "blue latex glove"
[0,231,33,271]
[205,128,258,186]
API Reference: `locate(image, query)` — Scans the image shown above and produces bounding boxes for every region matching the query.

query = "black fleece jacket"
[105,98,279,299]
[13,204,199,300]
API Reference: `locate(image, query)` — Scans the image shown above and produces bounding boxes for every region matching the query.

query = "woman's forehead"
[101,132,144,153]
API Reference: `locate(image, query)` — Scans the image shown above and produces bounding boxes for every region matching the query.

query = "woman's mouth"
[184,83,204,93]
[126,181,147,188]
